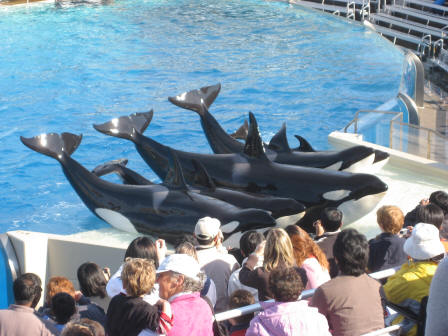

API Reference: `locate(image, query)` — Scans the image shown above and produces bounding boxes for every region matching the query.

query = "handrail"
[215,267,398,322]
[343,110,402,133]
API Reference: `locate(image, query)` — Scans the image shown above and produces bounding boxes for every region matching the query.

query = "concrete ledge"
[329,131,448,179]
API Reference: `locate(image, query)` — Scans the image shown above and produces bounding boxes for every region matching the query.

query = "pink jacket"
[302,257,331,290]
[246,300,331,336]
[168,292,214,336]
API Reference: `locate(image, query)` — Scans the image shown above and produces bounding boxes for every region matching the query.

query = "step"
[385,5,448,28]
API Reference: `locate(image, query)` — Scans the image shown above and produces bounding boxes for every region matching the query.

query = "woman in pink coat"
[246,267,331,336]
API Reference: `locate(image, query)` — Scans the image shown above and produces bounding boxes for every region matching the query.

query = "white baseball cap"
[404,223,445,260]
[156,254,201,281]
[194,217,221,241]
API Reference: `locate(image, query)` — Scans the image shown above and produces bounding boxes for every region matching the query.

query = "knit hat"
[194,217,221,241]
[404,223,445,260]
[156,254,201,281]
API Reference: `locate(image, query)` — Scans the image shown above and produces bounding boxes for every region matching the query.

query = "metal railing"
[344,109,448,163]
[215,267,398,322]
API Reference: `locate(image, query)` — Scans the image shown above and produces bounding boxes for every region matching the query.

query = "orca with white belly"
[20,133,277,243]
[93,110,388,230]
[168,84,388,173]
[92,158,306,219]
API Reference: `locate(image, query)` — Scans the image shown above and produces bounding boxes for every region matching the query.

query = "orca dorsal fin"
[191,159,216,191]
[268,123,290,152]
[168,83,221,116]
[293,135,316,152]
[230,119,248,140]
[243,112,269,161]
[163,150,189,190]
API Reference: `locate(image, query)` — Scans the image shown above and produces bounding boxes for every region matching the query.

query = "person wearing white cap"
[194,217,239,312]
[383,223,446,336]
[156,254,214,336]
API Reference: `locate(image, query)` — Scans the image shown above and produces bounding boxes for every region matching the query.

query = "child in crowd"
[39,276,106,327]
[287,225,330,290]
[106,257,173,336]
[228,290,255,336]
[368,205,408,274]
[246,267,331,336]
[62,318,105,336]
[106,236,166,304]
[383,223,445,336]
[51,292,77,331]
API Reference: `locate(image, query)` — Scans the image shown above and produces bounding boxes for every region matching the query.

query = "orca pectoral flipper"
[20,132,82,160]
[93,110,153,140]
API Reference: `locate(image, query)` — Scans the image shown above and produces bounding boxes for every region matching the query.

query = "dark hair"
[13,273,42,306]
[417,203,444,229]
[51,292,76,325]
[77,262,107,299]
[284,225,300,237]
[429,191,448,214]
[268,267,303,302]
[239,231,265,257]
[333,229,368,276]
[229,290,255,325]
[174,234,198,248]
[124,236,159,268]
[320,208,343,232]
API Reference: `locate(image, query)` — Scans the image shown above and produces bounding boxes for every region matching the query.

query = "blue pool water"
[0,0,404,236]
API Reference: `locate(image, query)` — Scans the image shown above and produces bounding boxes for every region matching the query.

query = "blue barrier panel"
[0,246,14,309]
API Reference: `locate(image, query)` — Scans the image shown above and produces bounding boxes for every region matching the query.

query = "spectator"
[175,241,217,307]
[0,273,60,336]
[239,228,307,301]
[228,231,265,302]
[106,236,166,304]
[314,208,343,278]
[106,257,173,336]
[62,318,105,336]
[368,205,408,274]
[287,225,330,289]
[404,191,448,230]
[51,292,77,331]
[227,290,255,336]
[383,223,445,336]
[194,217,239,312]
[156,254,214,336]
[425,256,448,335]
[40,276,106,327]
[311,229,385,336]
[246,267,331,336]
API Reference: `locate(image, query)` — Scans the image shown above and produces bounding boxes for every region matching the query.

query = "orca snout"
[232,209,277,233]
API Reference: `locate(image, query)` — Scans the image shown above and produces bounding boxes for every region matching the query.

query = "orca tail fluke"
[93,111,153,140]
[20,132,82,161]
[168,83,221,116]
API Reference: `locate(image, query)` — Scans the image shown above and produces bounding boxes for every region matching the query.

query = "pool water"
[0,0,404,236]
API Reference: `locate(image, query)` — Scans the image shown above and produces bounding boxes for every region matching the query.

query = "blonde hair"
[263,228,295,272]
[377,205,404,235]
[45,276,75,305]
[121,258,156,297]
[289,227,329,270]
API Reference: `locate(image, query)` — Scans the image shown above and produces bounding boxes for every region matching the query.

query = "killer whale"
[168,84,389,173]
[92,158,306,219]
[93,111,388,230]
[20,133,277,243]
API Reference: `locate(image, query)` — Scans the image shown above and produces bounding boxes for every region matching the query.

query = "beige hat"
[156,254,201,281]
[404,223,445,260]
[194,217,221,241]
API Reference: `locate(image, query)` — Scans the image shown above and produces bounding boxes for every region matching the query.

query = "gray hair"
[171,271,206,293]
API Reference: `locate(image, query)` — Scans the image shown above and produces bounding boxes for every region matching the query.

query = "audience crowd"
[1,190,448,336]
